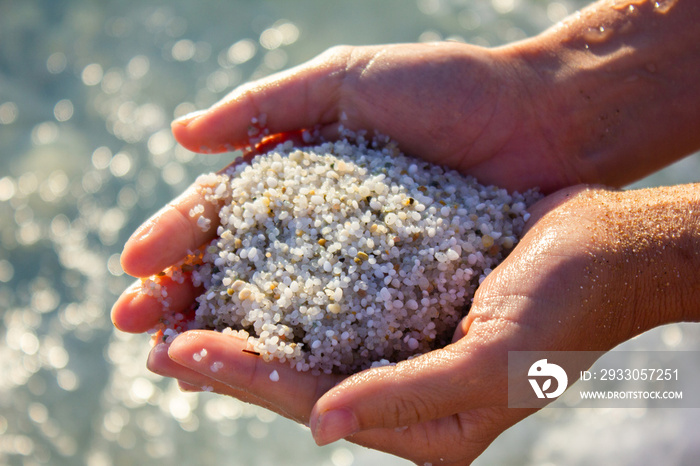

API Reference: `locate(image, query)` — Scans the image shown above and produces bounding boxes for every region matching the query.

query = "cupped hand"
[117,41,585,279]
[113,183,675,465]
[111,40,698,465]
[171,42,585,194]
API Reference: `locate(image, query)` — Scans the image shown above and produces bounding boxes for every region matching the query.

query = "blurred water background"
[1,0,699,465]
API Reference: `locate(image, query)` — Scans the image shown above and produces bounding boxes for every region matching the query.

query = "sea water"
[1,0,699,465]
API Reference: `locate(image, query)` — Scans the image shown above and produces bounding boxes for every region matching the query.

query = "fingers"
[171,47,353,153]
[120,180,221,278]
[151,336,518,465]
[138,48,360,276]
[111,276,201,333]
[151,334,529,465]
[147,342,282,411]
[350,406,533,465]
[166,330,344,424]
[308,328,514,446]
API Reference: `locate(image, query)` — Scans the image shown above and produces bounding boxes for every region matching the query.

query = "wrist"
[593,184,700,334]
[496,0,700,188]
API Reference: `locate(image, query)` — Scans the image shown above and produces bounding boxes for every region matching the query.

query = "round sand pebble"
[189,139,541,374]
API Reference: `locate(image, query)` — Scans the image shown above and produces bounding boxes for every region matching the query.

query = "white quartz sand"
[181,139,541,374]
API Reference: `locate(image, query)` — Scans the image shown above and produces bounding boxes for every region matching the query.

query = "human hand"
[113,183,699,464]
[115,15,700,279]
[114,41,566,280]
[168,0,700,197]
[170,42,582,194]
[113,16,700,462]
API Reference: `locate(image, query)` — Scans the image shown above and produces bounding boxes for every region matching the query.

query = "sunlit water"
[1,0,699,465]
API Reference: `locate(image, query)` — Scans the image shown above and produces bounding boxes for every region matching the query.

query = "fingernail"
[312,408,359,446]
[167,331,202,361]
[178,380,204,392]
[128,216,157,243]
[128,205,169,243]
[152,342,170,356]
[146,342,172,375]
[109,280,141,329]
[125,279,142,294]
[173,109,207,126]
[112,280,141,306]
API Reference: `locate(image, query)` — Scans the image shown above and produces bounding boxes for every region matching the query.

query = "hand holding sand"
[111,169,700,465]
[127,184,700,465]
[115,0,700,280]
[113,0,700,463]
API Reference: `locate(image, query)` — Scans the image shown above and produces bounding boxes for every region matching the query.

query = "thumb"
[170,46,354,153]
[307,326,513,446]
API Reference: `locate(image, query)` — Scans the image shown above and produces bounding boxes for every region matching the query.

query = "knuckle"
[319,44,354,61]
